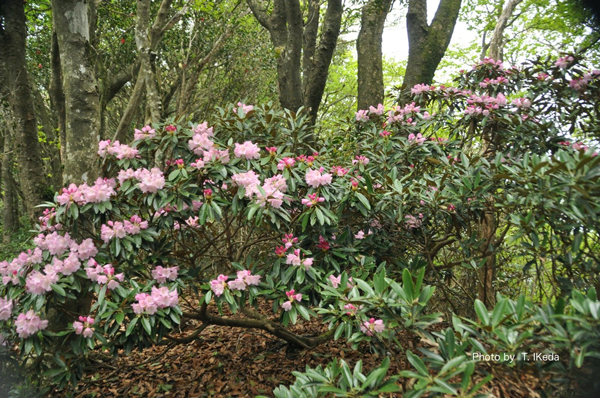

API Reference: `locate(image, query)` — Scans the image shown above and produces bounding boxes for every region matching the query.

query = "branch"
[246,0,272,30]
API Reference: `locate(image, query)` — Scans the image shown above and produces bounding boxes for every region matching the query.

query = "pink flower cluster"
[475,57,504,69]
[305,168,333,188]
[512,98,532,108]
[236,102,254,114]
[1,249,43,285]
[38,208,61,232]
[25,268,59,295]
[405,214,423,229]
[387,102,428,125]
[277,157,295,170]
[0,297,13,320]
[132,286,179,315]
[411,84,436,95]
[134,125,156,141]
[352,156,370,165]
[57,178,116,206]
[98,140,139,159]
[73,316,94,338]
[317,236,330,251]
[479,76,508,88]
[286,249,314,269]
[408,133,426,145]
[234,141,261,160]
[369,104,384,115]
[85,260,124,290]
[555,55,574,69]
[15,310,48,338]
[231,171,288,208]
[100,215,148,243]
[209,270,261,297]
[152,266,179,284]
[329,275,354,289]
[301,193,325,207]
[331,166,349,176]
[360,318,385,336]
[281,289,302,311]
[188,122,230,164]
[355,109,369,122]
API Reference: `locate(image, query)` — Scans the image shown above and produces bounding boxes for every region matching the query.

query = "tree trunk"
[52,0,101,185]
[403,0,462,90]
[486,0,523,61]
[49,31,66,168]
[303,0,343,121]
[2,115,19,244]
[0,0,47,221]
[357,0,393,110]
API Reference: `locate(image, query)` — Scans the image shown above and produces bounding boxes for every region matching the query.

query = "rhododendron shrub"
[0,55,600,396]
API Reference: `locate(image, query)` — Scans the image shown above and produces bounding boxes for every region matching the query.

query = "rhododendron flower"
[234,141,260,160]
[555,55,573,69]
[210,274,228,296]
[331,166,348,176]
[317,236,330,251]
[344,303,359,316]
[408,133,426,145]
[305,169,332,188]
[73,316,95,338]
[101,221,126,242]
[282,234,298,249]
[275,246,287,257]
[354,230,365,240]
[231,170,260,196]
[277,157,295,170]
[15,310,48,338]
[0,297,13,321]
[137,168,166,193]
[355,109,369,122]
[57,184,85,207]
[301,193,325,207]
[151,286,179,308]
[405,214,423,229]
[152,266,179,283]
[132,293,158,315]
[369,103,384,115]
[25,270,59,295]
[236,102,254,113]
[61,252,81,275]
[236,270,261,286]
[286,249,302,266]
[75,238,98,260]
[360,318,385,336]
[352,156,370,165]
[266,146,277,156]
[134,125,156,140]
[380,130,391,137]
[124,215,148,234]
[228,278,247,291]
[329,274,341,288]
[282,289,302,311]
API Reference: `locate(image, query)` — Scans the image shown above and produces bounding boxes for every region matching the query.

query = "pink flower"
[25,270,59,295]
[354,230,365,240]
[73,315,95,338]
[234,141,260,160]
[134,125,156,140]
[305,169,332,188]
[344,303,358,316]
[369,104,384,115]
[152,266,179,284]
[210,274,228,296]
[355,109,370,122]
[352,156,370,165]
[380,130,391,138]
[228,278,247,291]
[0,297,13,320]
[277,157,295,170]
[275,246,287,257]
[281,301,293,311]
[236,102,254,113]
[360,318,385,336]
[282,289,302,311]
[555,55,573,69]
[301,193,325,207]
[151,286,178,308]
[137,168,166,193]
[132,293,158,315]
[15,310,48,338]
[317,236,330,251]
[75,238,98,260]
[408,133,426,145]
[266,146,277,156]
[329,274,341,288]
[237,270,261,286]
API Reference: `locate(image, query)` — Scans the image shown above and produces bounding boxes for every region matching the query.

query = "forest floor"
[0,299,590,397]
[54,299,578,398]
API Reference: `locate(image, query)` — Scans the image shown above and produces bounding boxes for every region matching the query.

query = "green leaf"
[402,269,415,300]
[126,317,139,337]
[474,299,490,326]
[51,284,66,297]
[356,193,371,210]
[406,350,429,376]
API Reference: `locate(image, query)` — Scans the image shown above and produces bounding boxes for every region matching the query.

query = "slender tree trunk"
[52,0,101,185]
[0,0,47,221]
[357,0,393,110]
[486,0,523,61]
[402,0,462,90]
[303,0,343,121]
[2,117,19,244]
[49,31,66,168]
